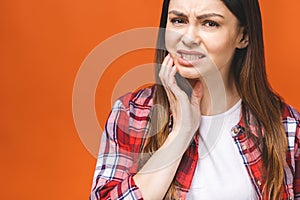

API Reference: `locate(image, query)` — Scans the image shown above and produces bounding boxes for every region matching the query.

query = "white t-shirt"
[187,100,257,200]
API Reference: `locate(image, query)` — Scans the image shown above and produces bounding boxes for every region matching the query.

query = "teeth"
[181,54,203,61]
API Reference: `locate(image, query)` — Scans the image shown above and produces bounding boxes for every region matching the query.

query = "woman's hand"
[133,54,203,200]
[159,54,203,136]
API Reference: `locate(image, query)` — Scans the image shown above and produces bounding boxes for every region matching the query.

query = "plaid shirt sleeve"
[90,88,154,200]
[90,96,142,200]
[287,106,300,199]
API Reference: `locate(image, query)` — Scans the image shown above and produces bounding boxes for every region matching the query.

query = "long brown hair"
[143,0,287,199]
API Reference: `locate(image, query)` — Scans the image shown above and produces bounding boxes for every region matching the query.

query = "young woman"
[90,0,300,199]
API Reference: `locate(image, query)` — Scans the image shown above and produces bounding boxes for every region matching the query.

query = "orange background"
[0,0,299,199]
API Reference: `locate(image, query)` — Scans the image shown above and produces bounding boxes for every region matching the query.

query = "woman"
[90,0,300,199]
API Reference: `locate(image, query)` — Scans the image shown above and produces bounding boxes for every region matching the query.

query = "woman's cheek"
[165,29,182,54]
[164,34,174,54]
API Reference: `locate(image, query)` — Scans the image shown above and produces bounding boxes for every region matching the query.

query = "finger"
[169,64,177,85]
[190,80,203,107]
[164,60,177,99]
[159,54,171,84]
[160,55,175,91]
[159,55,176,102]
[165,66,177,100]
[163,55,174,83]
[167,65,183,95]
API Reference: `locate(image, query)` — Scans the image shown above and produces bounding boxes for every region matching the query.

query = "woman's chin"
[176,65,203,80]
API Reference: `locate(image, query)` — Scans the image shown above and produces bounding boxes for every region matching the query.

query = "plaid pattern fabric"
[90,86,300,200]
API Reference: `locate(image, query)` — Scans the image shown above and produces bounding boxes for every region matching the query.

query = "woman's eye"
[170,18,187,24]
[203,20,220,27]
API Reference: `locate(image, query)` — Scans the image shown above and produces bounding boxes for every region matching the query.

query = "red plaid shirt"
[90,86,300,200]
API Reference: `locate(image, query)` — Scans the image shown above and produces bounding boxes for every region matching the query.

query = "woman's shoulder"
[281,102,300,122]
[117,85,155,109]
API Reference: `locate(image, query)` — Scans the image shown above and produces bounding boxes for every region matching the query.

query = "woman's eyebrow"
[197,13,224,19]
[168,10,224,19]
[168,10,188,18]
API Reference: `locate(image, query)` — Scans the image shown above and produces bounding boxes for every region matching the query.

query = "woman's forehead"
[168,0,228,14]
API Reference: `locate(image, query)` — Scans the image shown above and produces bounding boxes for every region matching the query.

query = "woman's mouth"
[181,54,205,61]
[176,50,205,66]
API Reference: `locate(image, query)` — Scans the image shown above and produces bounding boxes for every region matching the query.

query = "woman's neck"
[190,74,240,116]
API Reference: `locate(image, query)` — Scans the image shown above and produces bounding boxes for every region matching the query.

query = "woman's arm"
[90,97,145,200]
[134,55,203,199]
[91,55,202,200]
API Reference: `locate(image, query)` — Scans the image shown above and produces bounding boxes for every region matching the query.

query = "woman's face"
[165,0,247,80]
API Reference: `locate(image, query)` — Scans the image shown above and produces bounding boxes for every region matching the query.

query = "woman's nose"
[182,25,201,47]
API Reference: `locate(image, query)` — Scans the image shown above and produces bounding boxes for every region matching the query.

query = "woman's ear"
[236,27,249,49]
